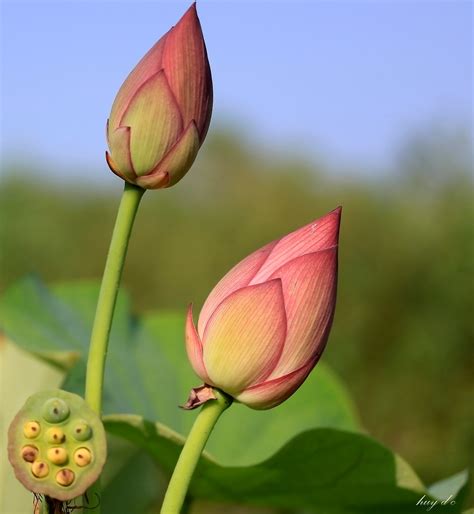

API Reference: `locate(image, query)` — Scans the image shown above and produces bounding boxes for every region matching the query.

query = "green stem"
[160,390,233,514]
[85,182,145,413]
[83,182,144,513]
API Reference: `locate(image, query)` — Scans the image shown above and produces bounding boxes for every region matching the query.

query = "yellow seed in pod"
[47,447,68,465]
[31,461,49,478]
[73,447,92,467]
[46,427,65,444]
[23,421,40,439]
[21,445,39,463]
[56,468,75,486]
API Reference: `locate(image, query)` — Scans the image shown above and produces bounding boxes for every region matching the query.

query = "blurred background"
[1,0,473,502]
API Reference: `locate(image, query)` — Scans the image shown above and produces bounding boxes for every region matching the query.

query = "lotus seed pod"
[46,427,65,444]
[24,421,41,438]
[8,390,107,501]
[47,447,68,465]
[73,448,92,467]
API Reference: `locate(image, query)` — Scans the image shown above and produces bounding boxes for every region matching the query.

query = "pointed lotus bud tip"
[331,205,342,238]
[106,2,212,190]
[181,2,198,22]
[324,205,342,223]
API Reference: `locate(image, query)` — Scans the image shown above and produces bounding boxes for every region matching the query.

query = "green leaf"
[101,434,164,514]
[3,278,465,513]
[104,414,454,514]
[428,471,471,514]
[1,277,360,466]
[429,470,469,501]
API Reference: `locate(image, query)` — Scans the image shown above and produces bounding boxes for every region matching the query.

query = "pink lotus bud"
[186,207,341,410]
[106,4,212,189]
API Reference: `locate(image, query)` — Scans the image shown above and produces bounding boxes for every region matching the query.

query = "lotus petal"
[198,240,277,336]
[135,171,169,190]
[269,248,338,377]
[121,70,183,176]
[145,121,200,188]
[251,207,341,284]
[202,280,287,394]
[108,33,168,132]
[107,126,136,182]
[185,305,210,383]
[162,4,212,139]
[236,360,314,410]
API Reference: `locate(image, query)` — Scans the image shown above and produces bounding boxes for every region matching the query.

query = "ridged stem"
[160,391,233,514]
[84,181,145,513]
[85,182,144,412]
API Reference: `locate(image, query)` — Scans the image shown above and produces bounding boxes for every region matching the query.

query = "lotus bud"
[8,390,107,501]
[106,3,213,189]
[186,207,341,410]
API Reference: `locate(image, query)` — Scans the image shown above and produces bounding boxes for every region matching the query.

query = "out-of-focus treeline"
[1,126,473,488]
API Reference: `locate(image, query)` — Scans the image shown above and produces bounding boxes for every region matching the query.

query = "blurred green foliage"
[1,127,473,493]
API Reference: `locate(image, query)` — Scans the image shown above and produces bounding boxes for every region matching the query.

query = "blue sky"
[1,0,472,181]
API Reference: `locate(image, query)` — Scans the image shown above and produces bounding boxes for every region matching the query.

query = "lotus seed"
[31,461,49,478]
[73,447,92,467]
[23,421,40,438]
[72,420,92,441]
[56,468,75,486]
[21,445,39,463]
[47,447,68,465]
[42,398,70,423]
[46,427,65,444]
